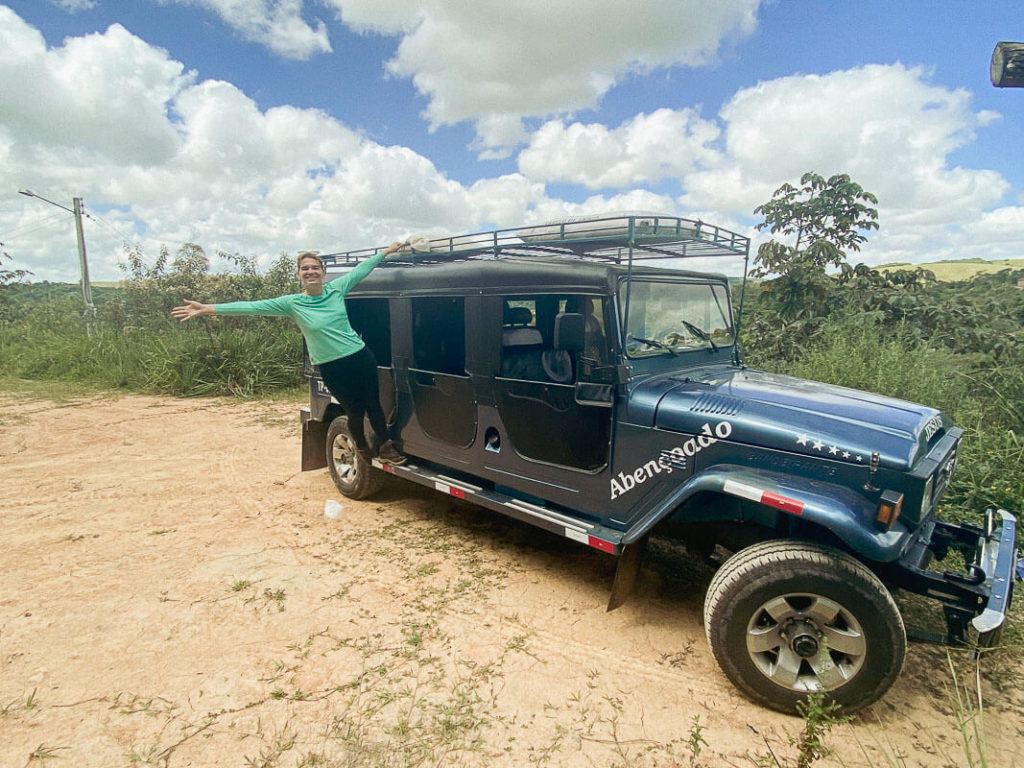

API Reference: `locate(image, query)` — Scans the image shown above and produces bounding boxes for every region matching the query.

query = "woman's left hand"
[171,299,213,321]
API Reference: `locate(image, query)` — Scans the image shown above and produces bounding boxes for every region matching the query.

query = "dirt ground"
[1,392,1021,768]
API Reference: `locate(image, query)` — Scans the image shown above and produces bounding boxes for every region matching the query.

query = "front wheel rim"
[330,433,359,486]
[746,593,867,692]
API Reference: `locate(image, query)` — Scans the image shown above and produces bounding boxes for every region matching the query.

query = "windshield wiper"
[680,320,719,352]
[628,334,677,357]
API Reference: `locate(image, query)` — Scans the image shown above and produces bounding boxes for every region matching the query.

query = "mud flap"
[301,408,329,471]
[607,535,649,612]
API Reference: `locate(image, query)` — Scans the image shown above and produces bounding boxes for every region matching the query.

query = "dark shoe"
[377,440,407,466]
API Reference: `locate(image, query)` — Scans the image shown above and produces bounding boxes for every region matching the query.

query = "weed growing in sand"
[27,742,68,762]
[1,688,38,718]
[660,640,697,669]
[792,694,850,768]
[850,653,1000,768]
[686,714,708,766]
[243,726,297,768]
[233,584,288,612]
[263,587,287,610]
[745,692,848,768]
[309,638,500,767]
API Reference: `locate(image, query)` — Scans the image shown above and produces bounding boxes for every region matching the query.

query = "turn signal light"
[875,490,904,530]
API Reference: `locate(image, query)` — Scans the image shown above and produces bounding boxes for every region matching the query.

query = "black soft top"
[341,256,729,298]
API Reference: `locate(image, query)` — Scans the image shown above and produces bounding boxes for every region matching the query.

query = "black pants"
[318,346,389,451]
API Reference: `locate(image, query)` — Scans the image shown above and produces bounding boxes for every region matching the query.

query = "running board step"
[373,457,624,555]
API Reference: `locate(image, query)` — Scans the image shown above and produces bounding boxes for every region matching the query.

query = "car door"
[406,295,476,448]
[493,293,612,470]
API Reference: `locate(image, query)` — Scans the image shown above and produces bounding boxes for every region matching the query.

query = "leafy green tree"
[1,248,31,289]
[753,172,879,319]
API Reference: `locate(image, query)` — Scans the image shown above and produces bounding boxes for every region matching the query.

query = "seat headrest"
[505,306,533,326]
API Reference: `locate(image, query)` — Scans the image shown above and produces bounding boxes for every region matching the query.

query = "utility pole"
[72,197,94,309]
[18,188,94,311]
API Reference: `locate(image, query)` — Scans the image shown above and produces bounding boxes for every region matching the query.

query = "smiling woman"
[171,244,407,465]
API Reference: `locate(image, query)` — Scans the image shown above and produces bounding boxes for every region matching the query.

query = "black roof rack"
[319,214,749,269]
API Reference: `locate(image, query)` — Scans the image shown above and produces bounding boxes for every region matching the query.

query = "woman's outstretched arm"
[171,299,214,322]
[328,241,404,292]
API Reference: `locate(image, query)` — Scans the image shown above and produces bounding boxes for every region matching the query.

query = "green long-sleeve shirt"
[213,251,386,365]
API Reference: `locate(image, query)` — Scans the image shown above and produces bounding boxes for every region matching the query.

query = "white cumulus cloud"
[3,7,1021,283]
[0,11,190,167]
[162,0,331,59]
[518,108,722,189]
[325,0,760,153]
[149,0,763,153]
[53,0,97,11]
[0,7,532,281]
[672,63,1018,265]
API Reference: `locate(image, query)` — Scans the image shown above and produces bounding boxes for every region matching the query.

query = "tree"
[753,172,879,319]
[1,248,31,289]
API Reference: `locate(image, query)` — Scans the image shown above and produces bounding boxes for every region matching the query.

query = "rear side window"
[346,298,391,366]
[411,296,466,375]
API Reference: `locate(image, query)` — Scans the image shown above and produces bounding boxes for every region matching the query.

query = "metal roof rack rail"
[319,213,750,269]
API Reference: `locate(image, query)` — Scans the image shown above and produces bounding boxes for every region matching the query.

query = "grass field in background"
[878,257,1024,281]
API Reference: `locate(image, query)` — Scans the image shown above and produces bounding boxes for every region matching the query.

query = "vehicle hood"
[638,367,947,471]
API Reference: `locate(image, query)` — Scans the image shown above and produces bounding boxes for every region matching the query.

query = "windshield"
[621,280,734,358]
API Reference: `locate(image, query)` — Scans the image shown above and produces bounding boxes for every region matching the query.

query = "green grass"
[763,317,1024,530]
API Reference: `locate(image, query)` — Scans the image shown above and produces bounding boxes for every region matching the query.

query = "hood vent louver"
[689,393,743,416]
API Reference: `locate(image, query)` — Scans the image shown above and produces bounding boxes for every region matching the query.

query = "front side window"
[621,280,733,359]
[499,294,607,382]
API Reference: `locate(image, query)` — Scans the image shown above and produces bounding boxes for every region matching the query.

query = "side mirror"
[554,312,585,351]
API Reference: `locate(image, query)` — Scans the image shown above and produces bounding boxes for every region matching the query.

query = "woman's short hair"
[295,250,323,269]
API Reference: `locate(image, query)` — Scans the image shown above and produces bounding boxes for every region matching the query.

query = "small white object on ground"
[323,499,343,519]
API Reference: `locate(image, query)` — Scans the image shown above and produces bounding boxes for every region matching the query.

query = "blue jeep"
[300,214,1018,713]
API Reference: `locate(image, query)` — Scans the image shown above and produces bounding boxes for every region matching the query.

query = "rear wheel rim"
[745,593,867,692]
[330,433,358,486]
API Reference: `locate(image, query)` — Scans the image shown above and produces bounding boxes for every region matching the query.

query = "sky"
[1,0,1022,283]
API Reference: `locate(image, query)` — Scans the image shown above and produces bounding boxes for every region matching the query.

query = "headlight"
[920,475,934,519]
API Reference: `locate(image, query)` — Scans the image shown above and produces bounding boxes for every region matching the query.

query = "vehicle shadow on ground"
[370,474,716,617]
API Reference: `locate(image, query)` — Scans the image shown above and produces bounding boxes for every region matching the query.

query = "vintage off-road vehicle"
[299,214,1017,713]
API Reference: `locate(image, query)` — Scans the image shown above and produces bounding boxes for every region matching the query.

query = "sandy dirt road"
[1,392,1021,767]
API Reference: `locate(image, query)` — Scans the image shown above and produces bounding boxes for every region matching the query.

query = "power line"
[0,210,68,241]
[82,209,144,249]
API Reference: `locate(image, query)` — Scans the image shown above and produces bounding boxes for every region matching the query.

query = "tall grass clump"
[750,313,1023,528]
[0,244,306,397]
[775,316,969,411]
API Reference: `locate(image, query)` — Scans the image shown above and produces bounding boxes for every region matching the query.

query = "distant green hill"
[1,281,122,305]
[876,258,1024,281]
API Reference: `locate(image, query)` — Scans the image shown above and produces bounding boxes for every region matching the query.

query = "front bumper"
[886,507,1018,646]
[972,508,1018,645]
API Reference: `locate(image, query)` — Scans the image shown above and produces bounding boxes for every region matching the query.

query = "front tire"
[703,540,906,714]
[326,416,384,500]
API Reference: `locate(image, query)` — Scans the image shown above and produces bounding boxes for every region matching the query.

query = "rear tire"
[703,540,905,714]
[325,416,384,500]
